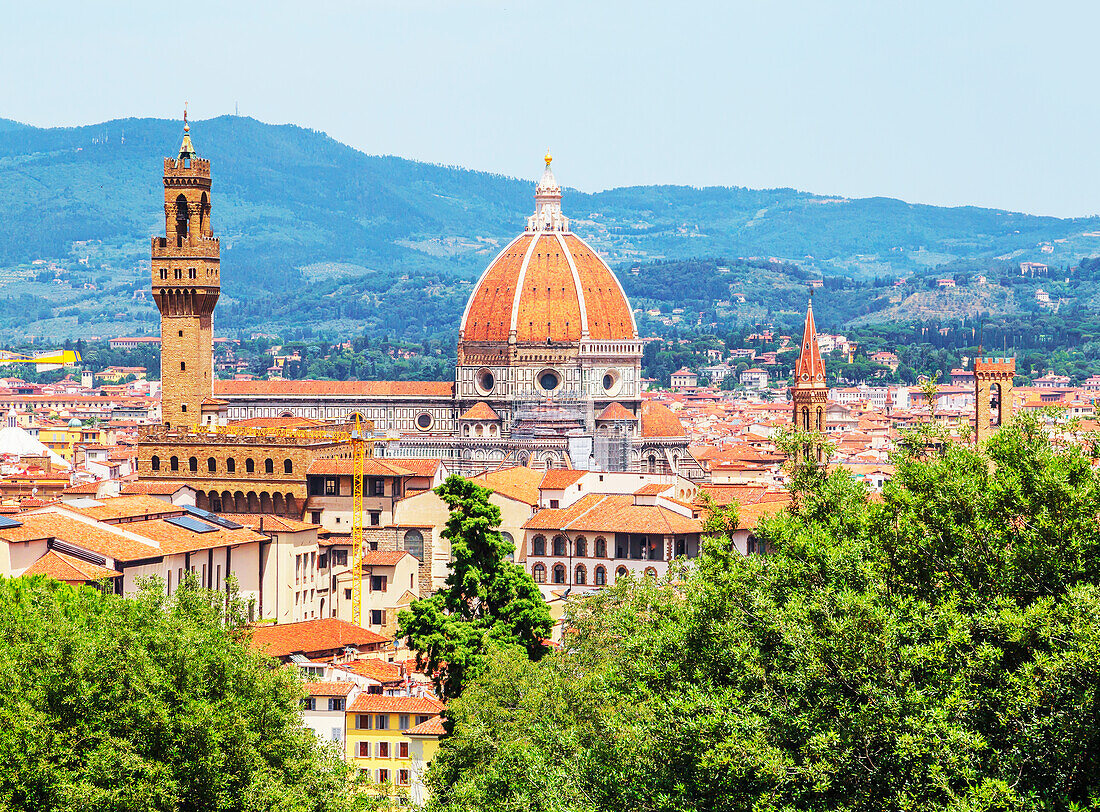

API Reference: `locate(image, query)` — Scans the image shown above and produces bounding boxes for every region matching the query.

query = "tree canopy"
[427,415,1100,811]
[0,575,366,812]
[398,475,552,702]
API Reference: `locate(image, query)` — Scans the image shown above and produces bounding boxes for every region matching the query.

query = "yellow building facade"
[345,694,444,798]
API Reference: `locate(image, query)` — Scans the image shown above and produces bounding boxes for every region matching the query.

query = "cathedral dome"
[459,157,636,345]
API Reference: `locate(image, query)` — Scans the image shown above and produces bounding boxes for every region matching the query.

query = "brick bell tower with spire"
[792,296,828,462]
[152,111,224,429]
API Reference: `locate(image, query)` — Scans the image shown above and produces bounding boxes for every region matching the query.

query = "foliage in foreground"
[399,476,552,702]
[0,576,369,812]
[428,414,1100,812]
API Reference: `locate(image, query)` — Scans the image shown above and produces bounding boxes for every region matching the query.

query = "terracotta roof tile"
[641,402,686,438]
[347,694,443,714]
[2,511,161,562]
[124,518,267,554]
[405,716,446,736]
[214,380,454,398]
[361,551,412,566]
[467,466,543,506]
[119,481,195,495]
[524,493,701,535]
[461,235,533,341]
[66,494,182,522]
[306,459,415,477]
[459,402,500,421]
[249,618,388,659]
[539,469,586,490]
[596,402,635,421]
[303,681,356,697]
[346,657,404,682]
[22,550,120,581]
[217,513,318,532]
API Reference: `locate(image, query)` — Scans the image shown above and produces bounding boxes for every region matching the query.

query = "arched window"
[500,531,515,561]
[647,454,657,473]
[151,455,160,471]
[595,537,606,557]
[594,566,607,586]
[532,535,546,556]
[552,564,566,584]
[574,565,586,585]
[552,536,567,556]
[207,457,216,473]
[403,529,424,560]
[574,536,587,557]
[170,456,179,472]
[264,459,274,475]
[175,194,189,245]
[246,458,255,473]
[199,191,208,234]
[532,563,546,583]
[644,567,658,578]
[283,459,293,474]
[226,457,235,473]
[188,456,197,473]
[616,566,629,581]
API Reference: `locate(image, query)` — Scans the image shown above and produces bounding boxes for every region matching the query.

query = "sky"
[3,0,1098,216]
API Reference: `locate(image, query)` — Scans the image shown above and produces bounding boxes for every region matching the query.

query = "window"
[318,553,328,569]
[311,510,322,524]
[552,564,566,584]
[399,714,410,730]
[325,477,339,496]
[181,404,187,413]
[377,769,389,784]
[532,535,546,556]
[376,714,389,730]
[403,529,424,560]
[533,563,546,583]
[357,714,372,730]
[344,588,352,599]
[369,609,384,625]
[415,412,433,430]
[246,458,255,473]
[595,566,607,586]
[370,575,387,591]
[538,369,560,391]
[616,566,629,580]
[264,458,274,474]
[398,769,410,786]
[207,457,216,473]
[151,455,160,471]
[370,511,380,526]
[188,456,197,472]
[328,697,345,711]
[284,459,293,474]
[226,457,235,473]
[170,456,179,472]
[595,537,606,557]
[575,565,586,585]
[416,715,431,725]
[371,478,385,496]
[398,741,409,758]
[645,567,658,578]
[549,499,560,509]
[377,742,390,758]
[180,361,186,371]
[552,536,566,556]
[574,537,587,557]
[334,550,348,566]
[302,697,315,711]
[358,741,370,758]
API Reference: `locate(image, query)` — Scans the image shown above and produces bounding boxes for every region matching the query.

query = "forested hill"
[3,114,1100,340]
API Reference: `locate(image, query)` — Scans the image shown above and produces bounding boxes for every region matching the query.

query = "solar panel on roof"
[184,505,243,530]
[0,516,22,529]
[165,515,217,534]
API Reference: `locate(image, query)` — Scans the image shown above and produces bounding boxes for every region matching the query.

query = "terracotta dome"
[459,157,636,345]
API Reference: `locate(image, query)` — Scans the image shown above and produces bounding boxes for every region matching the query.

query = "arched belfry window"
[990,383,1002,425]
[175,195,189,245]
[199,191,208,235]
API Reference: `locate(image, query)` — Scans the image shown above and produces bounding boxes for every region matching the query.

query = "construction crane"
[205,417,374,626]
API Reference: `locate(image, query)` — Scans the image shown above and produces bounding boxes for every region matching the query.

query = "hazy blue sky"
[3,1,1097,216]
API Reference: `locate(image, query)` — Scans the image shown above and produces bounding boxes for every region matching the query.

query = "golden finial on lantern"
[544,149,552,167]
[184,102,189,132]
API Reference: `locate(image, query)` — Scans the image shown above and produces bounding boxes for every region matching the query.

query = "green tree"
[427,414,1100,812]
[0,574,373,812]
[398,476,552,702]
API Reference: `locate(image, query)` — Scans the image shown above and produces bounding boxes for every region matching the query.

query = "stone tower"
[152,114,221,429]
[974,355,1015,444]
[791,298,828,462]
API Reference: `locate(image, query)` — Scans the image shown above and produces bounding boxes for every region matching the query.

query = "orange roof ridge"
[460,401,500,421]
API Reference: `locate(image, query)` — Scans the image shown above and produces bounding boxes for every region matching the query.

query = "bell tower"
[152,112,220,429]
[791,297,828,462]
[974,355,1014,444]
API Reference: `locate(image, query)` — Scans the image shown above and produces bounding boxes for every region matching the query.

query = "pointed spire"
[178,103,197,160]
[794,297,826,385]
[527,151,569,233]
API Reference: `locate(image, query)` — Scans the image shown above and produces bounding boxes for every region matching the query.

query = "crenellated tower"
[152,113,222,429]
[791,297,828,462]
[974,355,1015,444]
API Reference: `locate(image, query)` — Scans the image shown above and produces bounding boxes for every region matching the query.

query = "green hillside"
[3,115,1100,341]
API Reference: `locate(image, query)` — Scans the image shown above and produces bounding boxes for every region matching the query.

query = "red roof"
[459,402,500,421]
[539,469,586,490]
[406,716,446,736]
[347,694,443,714]
[346,657,404,682]
[249,618,388,659]
[361,550,412,566]
[640,402,685,437]
[794,300,826,385]
[596,402,634,421]
[22,550,120,581]
[524,493,701,535]
[214,380,454,398]
[303,681,356,697]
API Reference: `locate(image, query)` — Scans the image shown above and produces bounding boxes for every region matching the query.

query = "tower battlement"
[974,357,1016,374]
[164,156,211,176]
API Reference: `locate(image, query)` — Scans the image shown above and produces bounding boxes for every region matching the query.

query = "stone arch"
[221,491,233,511]
[272,492,285,515]
[207,490,221,512]
[195,491,208,510]
[259,492,273,513]
[285,493,297,517]
[246,491,260,513]
[234,491,246,512]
